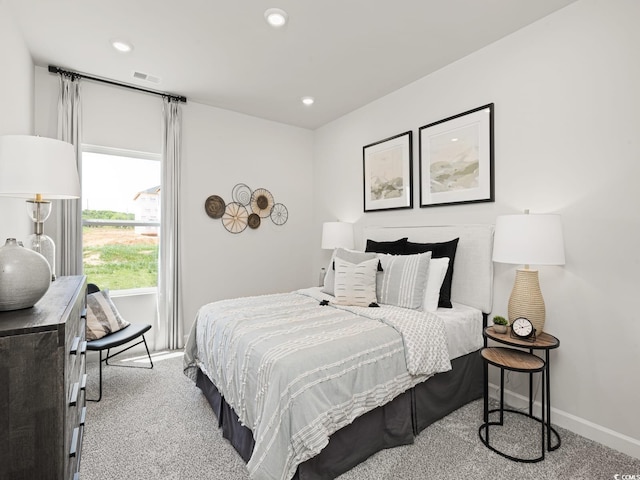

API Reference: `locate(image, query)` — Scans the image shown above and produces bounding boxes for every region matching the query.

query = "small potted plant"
[492,315,508,334]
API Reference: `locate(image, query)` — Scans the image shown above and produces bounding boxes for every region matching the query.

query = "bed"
[184,224,494,480]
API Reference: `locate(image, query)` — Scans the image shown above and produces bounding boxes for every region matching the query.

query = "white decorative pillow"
[377,252,431,310]
[423,257,450,312]
[333,257,378,307]
[322,248,378,296]
[86,289,130,341]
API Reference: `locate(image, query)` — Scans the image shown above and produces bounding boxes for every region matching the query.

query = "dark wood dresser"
[0,275,87,480]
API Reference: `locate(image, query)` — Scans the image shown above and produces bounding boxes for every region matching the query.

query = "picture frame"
[419,104,494,208]
[363,130,413,212]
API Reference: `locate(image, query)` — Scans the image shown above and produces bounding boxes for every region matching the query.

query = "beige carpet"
[80,351,640,479]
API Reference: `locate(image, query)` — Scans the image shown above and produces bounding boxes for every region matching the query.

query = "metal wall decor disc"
[247,213,261,229]
[205,195,226,219]
[270,203,288,226]
[222,202,248,234]
[232,183,252,205]
[250,188,274,218]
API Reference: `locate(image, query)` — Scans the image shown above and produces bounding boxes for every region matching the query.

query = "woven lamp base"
[507,268,546,334]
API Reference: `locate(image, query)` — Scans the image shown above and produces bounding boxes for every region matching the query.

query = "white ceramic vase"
[0,238,51,311]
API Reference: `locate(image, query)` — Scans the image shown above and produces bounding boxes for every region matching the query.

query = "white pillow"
[422,257,450,312]
[333,257,378,307]
[322,248,378,296]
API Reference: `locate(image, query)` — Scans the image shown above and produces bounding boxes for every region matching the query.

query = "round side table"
[479,326,561,462]
[479,346,546,462]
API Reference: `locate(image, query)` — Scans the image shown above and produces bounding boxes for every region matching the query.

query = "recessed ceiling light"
[111,40,133,53]
[301,96,315,106]
[264,8,288,28]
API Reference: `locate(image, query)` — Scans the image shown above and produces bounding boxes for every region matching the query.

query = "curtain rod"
[48,65,187,103]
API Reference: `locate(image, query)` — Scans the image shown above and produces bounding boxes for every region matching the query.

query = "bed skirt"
[194,349,483,480]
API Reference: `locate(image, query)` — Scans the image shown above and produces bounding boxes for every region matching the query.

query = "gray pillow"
[86,289,130,341]
[376,252,431,309]
[322,248,378,296]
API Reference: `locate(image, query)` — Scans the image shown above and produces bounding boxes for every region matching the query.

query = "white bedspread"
[183,288,451,480]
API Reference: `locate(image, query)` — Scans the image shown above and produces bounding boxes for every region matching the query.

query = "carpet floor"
[80,351,640,479]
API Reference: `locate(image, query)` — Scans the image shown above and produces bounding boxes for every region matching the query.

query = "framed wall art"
[419,104,494,208]
[363,130,413,212]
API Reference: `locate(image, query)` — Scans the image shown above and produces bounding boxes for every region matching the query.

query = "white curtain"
[56,74,83,276]
[157,97,183,350]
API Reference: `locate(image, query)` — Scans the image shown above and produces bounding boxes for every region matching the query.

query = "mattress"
[438,301,484,360]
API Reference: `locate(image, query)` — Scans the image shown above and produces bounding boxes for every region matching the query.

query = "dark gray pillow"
[404,238,459,308]
[365,237,408,255]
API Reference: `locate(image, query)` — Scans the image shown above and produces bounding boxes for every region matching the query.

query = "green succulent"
[493,315,508,326]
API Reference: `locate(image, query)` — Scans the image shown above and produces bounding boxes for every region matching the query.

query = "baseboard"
[488,382,640,460]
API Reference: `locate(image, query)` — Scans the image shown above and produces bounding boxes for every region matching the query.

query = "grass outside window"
[83,226,158,290]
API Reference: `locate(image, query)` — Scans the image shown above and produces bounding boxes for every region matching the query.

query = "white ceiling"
[8,0,577,130]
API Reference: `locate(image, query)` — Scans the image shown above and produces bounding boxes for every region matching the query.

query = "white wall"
[35,67,162,153]
[180,102,315,335]
[313,0,640,459]
[34,67,315,346]
[0,1,34,243]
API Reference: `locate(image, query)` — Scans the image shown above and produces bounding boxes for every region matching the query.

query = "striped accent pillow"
[333,257,378,307]
[86,289,130,341]
[322,248,378,296]
[377,252,431,309]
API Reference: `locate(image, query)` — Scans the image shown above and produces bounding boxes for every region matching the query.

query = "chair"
[86,283,154,401]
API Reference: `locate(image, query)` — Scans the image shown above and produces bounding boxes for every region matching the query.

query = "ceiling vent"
[132,71,161,84]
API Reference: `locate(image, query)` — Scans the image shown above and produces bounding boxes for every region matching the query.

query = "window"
[82,146,161,291]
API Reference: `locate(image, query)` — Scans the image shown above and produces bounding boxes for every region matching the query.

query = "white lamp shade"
[321,222,354,250]
[0,135,80,199]
[493,214,565,266]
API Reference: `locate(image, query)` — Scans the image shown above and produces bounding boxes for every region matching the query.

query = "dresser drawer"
[64,280,87,480]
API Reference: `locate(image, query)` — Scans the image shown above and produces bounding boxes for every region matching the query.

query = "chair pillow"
[376,252,431,310]
[405,238,459,308]
[333,257,378,307]
[86,289,130,341]
[322,248,378,296]
[423,257,450,312]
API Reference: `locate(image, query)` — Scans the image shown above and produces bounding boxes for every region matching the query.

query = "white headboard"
[362,224,494,313]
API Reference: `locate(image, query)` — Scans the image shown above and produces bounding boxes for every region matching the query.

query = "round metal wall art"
[250,188,275,218]
[247,213,261,229]
[232,183,252,206]
[206,184,288,233]
[204,195,226,219]
[222,202,249,234]
[270,203,288,226]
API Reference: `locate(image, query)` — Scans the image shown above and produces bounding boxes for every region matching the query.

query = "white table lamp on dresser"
[0,135,80,280]
[0,135,80,310]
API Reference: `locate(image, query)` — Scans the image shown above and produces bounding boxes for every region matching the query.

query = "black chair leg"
[87,350,104,402]
[87,336,153,402]
[105,335,154,370]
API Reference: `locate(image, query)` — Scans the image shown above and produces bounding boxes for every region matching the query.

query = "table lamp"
[321,221,354,250]
[492,211,565,334]
[320,222,354,287]
[0,135,81,280]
